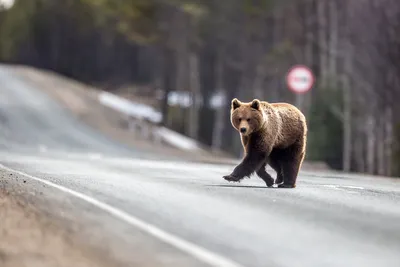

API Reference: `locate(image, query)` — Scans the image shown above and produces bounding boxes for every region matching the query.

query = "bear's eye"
[247,118,250,122]
[238,118,242,122]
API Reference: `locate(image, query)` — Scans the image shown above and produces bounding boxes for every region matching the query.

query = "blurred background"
[0,0,399,177]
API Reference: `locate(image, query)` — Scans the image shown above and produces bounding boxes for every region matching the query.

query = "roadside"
[0,182,116,267]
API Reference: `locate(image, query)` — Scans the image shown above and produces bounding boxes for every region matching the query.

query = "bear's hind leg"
[278,144,305,188]
[256,162,274,187]
[269,158,284,185]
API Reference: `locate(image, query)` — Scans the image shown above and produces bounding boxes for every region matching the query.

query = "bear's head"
[230,98,265,136]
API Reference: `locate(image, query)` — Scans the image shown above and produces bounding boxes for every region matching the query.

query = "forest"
[1,0,399,177]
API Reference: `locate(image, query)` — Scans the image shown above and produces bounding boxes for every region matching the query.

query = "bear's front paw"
[223,174,242,182]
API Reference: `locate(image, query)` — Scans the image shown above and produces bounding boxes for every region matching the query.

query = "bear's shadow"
[206,184,277,189]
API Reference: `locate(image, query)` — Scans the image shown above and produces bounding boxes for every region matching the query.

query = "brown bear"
[222,98,307,188]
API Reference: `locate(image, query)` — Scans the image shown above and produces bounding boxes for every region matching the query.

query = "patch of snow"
[97,91,202,152]
[98,91,162,123]
[157,127,200,151]
[209,91,226,109]
[168,91,193,107]
[167,91,204,108]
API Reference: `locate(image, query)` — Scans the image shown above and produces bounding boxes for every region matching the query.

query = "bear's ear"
[231,98,241,110]
[250,99,261,110]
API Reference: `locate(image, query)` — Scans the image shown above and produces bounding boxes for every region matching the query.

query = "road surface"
[1,65,400,267]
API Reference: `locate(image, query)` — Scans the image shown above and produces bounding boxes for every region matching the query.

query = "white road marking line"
[321,184,363,194]
[0,163,244,267]
[321,184,364,190]
[341,185,364,190]
[321,185,342,190]
[87,153,102,160]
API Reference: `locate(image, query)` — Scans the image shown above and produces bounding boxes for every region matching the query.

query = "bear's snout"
[240,127,247,133]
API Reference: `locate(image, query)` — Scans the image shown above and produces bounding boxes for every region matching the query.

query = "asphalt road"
[1,65,400,267]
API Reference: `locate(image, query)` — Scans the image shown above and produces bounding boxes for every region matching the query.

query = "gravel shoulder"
[0,178,115,267]
[1,166,207,267]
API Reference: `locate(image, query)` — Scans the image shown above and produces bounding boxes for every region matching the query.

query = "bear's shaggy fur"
[223,98,307,188]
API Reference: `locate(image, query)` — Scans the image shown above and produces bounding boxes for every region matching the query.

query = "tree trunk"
[160,45,173,126]
[342,74,352,172]
[366,114,376,174]
[384,107,393,176]
[188,52,200,139]
[328,0,338,88]
[342,33,353,172]
[211,48,225,151]
[317,0,328,88]
[252,62,267,99]
[354,127,366,173]
[377,116,385,176]
[302,0,315,118]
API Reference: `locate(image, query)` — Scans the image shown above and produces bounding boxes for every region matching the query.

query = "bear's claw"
[223,174,242,182]
[265,181,274,187]
[275,177,283,184]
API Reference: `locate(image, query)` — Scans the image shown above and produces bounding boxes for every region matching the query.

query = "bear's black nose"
[240,127,247,133]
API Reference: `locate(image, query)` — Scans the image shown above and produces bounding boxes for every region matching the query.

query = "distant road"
[1,65,400,267]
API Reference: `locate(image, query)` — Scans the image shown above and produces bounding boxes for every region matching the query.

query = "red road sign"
[286,65,315,94]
